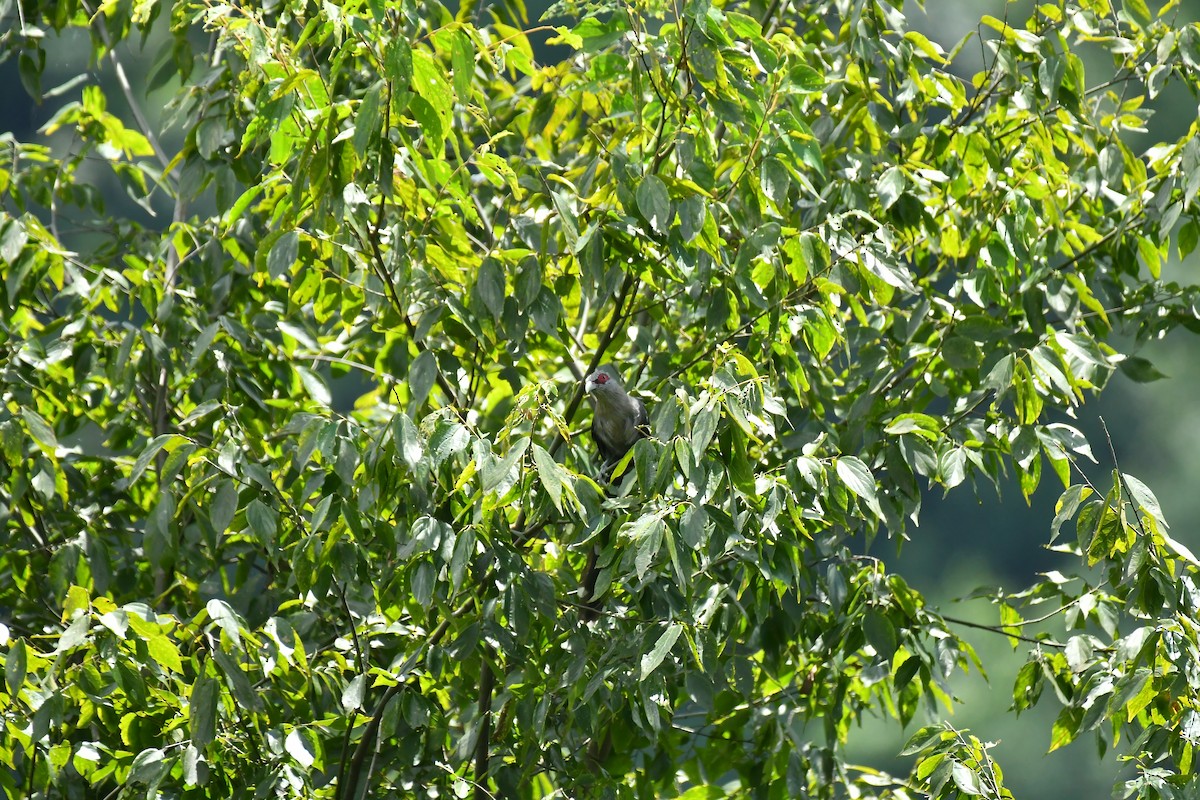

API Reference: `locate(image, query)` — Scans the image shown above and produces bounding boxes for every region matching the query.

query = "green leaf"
[640,622,682,680]
[295,365,331,407]
[409,351,438,407]
[342,673,366,712]
[4,639,27,695]
[210,480,239,535]
[126,433,183,488]
[392,412,425,469]
[56,614,89,653]
[1121,473,1166,530]
[353,81,383,157]
[532,444,568,513]
[206,599,244,648]
[876,166,906,209]
[835,456,882,519]
[129,748,168,786]
[1124,0,1151,23]
[148,634,183,673]
[285,728,316,768]
[761,158,789,206]
[628,514,664,579]
[1050,484,1091,544]
[267,230,299,280]
[883,413,941,440]
[1118,355,1167,382]
[411,560,435,607]
[387,38,412,85]
[189,674,219,748]
[21,408,57,453]
[246,499,278,546]
[473,259,505,320]
[636,174,671,235]
[429,419,469,467]
[691,404,719,459]
[451,29,473,100]
[863,609,897,660]
[901,725,947,756]
[0,217,28,264]
[483,437,527,494]
[412,48,452,132]
[951,761,982,795]
[678,195,706,243]
[1179,219,1198,260]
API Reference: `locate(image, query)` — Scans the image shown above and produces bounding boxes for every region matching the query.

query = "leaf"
[408,351,438,407]
[636,174,671,235]
[628,514,664,579]
[678,195,706,243]
[1121,473,1166,530]
[295,365,331,407]
[285,728,316,768]
[483,437,528,494]
[128,747,167,786]
[354,81,383,158]
[1050,484,1091,544]
[1118,355,1167,383]
[386,38,412,85]
[835,456,882,519]
[411,560,435,607]
[450,29,474,100]
[549,190,579,251]
[5,639,27,695]
[148,634,183,673]
[546,25,582,49]
[57,614,90,653]
[212,646,260,711]
[246,499,278,546]
[760,158,789,206]
[392,412,425,469]
[189,674,218,748]
[532,444,568,513]
[883,413,941,440]
[267,230,299,279]
[473,259,505,320]
[863,609,897,660]
[876,166,906,209]
[210,480,239,535]
[428,419,469,467]
[690,404,719,459]
[206,599,243,648]
[411,48,452,131]
[640,623,682,680]
[900,725,946,756]
[951,761,982,795]
[21,408,57,452]
[342,673,366,712]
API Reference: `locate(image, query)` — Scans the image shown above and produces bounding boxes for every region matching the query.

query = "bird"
[584,365,649,471]
[579,365,649,619]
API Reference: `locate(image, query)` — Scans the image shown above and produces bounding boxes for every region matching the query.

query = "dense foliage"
[4,0,1200,797]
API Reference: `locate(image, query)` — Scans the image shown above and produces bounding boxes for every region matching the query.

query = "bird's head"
[585,366,622,397]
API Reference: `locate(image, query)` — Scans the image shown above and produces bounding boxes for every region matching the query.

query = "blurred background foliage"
[3,0,1200,797]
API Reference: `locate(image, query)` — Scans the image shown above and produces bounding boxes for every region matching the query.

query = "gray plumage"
[584,365,648,466]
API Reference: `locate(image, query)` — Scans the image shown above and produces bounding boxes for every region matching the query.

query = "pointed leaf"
[640,622,682,680]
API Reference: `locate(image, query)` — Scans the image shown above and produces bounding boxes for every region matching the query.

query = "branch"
[88,8,172,173]
[339,597,476,800]
[473,647,496,800]
[940,613,1064,648]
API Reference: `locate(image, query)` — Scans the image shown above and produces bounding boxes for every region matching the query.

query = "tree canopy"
[4,0,1200,797]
